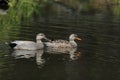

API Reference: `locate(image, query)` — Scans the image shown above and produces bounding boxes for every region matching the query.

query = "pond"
[0,14,120,80]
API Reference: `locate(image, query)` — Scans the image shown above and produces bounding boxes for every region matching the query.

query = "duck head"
[36,33,51,43]
[69,34,81,41]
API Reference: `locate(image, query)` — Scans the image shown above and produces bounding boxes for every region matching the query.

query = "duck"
[45,34,81,48]
[8,33,51,50]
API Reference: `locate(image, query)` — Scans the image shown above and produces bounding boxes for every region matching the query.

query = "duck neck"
[36,39,42,44]
[69,40,77,47]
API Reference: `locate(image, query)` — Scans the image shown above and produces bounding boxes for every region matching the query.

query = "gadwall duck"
[45,34,81,48]
[9,33,51,50]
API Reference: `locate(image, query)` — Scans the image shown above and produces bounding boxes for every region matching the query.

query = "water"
[0,15,120,80]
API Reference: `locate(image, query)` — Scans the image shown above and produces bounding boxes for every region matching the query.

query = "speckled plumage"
[45,34,81,48]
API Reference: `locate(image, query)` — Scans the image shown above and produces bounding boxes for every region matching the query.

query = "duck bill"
[76,52,81,57]
[75,37,82,41]
[44,37,51,42]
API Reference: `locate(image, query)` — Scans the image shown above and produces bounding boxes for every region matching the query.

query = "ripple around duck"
[0,15,120,80]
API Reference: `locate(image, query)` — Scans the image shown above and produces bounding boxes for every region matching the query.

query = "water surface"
[0,15,120,80]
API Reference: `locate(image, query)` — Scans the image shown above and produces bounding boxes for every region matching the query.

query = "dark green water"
[0,15,120,80]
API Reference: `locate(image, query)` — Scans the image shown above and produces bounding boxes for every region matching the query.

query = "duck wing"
[10,41,37,50]
[45,39,71,48]
[52,39,69,44]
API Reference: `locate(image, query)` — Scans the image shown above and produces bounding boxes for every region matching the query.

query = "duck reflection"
[45,47,81,60]
[11,50,45,65]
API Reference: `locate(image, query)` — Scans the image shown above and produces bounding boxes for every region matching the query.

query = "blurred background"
[0,0,120,80]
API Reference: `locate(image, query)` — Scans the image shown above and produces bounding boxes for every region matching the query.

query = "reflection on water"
[12,50,36,59]
[11,46,80,66]
[46,47,81,60]
[11,50,45,66]
[0,15,120,80]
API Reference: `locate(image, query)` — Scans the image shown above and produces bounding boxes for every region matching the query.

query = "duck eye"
[39,33,44,36]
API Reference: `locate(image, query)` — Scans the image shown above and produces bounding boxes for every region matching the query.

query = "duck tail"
[5,42,17,48]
